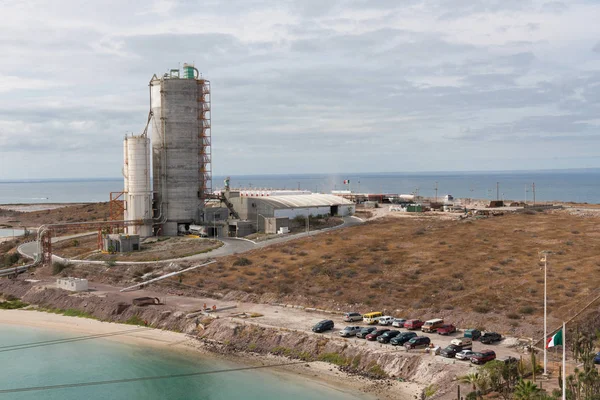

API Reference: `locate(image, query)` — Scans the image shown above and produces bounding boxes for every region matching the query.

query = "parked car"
[392,318,407,328]
[451,337,473,349]
[404,336,431,350]
[390,331,417,346]
[437,324,457,335]
[404,319,425,330]
[440,344,463,358]
[366,329,390,341]
[455,350,475,361]
[378,316,395,325]
[339,326,362,337]
[464,328,481,340]
[470,350,496,365]
[356,327,377,339]
[312,320,334,333]
[594,352,600,364]
[343,312,363,322]
[480,332,502,344]
[377,330,401,344]
[499,356,518,365]
[421,318,444,333]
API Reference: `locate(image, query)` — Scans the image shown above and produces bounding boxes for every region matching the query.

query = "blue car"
[594,352,600,364]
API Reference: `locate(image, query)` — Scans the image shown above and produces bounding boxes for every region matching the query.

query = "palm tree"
[514,379,541,400]
[460,372,481,392]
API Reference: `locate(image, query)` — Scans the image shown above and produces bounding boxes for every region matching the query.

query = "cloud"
[1,0,600,179]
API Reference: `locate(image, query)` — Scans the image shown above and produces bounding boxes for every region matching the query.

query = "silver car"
[339,326,362,337]
[392,318,407,328]
[456,350,475,360]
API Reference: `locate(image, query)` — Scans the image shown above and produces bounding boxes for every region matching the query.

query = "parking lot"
[227,305,526,364]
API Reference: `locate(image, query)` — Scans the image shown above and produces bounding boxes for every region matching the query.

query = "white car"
[392,318,407,328]
[378,316,394,325]
[456,350,475,361]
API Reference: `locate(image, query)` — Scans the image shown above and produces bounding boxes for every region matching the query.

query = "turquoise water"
[0,324,366,400]
[0,228,24,238]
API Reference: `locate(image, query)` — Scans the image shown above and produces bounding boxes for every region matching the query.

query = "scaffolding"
[197,79,212,200]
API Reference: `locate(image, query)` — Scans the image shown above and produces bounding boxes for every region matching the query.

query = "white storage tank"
[123,135,153,236]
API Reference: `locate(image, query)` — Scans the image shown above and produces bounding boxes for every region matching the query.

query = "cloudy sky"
[1,0,599,180]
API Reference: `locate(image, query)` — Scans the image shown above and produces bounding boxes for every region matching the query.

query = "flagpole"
[562,321,566,400]
[543,253,548,377]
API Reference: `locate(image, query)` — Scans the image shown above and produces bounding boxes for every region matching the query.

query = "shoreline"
[0,309,419,399]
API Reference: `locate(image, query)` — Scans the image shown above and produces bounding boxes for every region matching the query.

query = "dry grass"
[181,210,600,328]
[0,203,111,227]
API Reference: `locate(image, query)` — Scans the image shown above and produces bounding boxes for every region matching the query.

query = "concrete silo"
[123,135,153,236]
[150,64,212,236]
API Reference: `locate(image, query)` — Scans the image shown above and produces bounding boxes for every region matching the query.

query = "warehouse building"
[225,190,355,235]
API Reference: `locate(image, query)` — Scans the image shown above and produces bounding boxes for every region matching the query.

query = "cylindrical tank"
[123,135,153,237]
[150,70,204,236]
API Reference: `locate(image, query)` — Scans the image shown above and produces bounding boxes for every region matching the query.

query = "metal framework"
[109,192,126,233]
[197,79,212,200]
[39,219,144,266]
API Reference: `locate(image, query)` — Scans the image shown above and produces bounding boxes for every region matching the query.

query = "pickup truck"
[450,337,473,349]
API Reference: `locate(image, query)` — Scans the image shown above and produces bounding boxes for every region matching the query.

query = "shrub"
[450,283,464,291]
[52,261,70,275]
[0,299,28,309]
[519,306,535,315]
[125,315,146,325]
[233,257,252,266]
[367,266,381,274]
[507,312,520,320]
[473,305,491,314]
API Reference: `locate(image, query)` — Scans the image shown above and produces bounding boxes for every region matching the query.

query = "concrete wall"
[57,277,88,292]
[274,206,331,219]
[151,77,204,236]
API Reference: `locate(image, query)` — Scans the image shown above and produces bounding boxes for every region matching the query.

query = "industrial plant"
[117,63,354,243]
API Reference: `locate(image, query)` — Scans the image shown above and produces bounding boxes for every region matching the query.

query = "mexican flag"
[546,329,563,348]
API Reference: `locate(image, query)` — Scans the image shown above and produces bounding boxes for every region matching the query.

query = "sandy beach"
[0,309,421,399]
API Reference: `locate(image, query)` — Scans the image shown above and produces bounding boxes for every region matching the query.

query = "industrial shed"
[226,191,355,233]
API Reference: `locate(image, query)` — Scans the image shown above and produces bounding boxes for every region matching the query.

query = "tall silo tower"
[150,64,212,236]
[123,135,153,237]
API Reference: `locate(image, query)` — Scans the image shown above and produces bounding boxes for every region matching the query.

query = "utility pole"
[532,182,536,205]
[496,182,500,201]
[435,181,438,203]
[540,251,549,377]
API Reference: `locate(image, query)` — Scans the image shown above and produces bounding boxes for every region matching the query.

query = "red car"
[437,324,457,335]
[365,329,390,341]
[470,350,496,365]
[404,319,424,330]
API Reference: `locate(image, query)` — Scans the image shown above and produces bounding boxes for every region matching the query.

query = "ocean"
[0,170,599,205]
[0,324,366,400]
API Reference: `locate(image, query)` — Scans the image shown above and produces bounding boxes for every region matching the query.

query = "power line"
[0,327,151,353]
[0,361,307,394]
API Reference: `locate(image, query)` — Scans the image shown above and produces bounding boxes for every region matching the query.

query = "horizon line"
[1,167,600,183]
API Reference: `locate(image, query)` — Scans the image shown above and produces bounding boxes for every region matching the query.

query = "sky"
[0,0,599,180]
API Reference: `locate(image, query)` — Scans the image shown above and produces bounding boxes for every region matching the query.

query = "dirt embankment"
[0,279,455,397]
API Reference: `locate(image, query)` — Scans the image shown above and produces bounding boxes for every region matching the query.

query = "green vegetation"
[367,362,387,379]
[233,257,252,266]
[0,252,21,268]
[125,315,146,326]
[0,299,28,309]
[52,261,71,275]
[39,307,97,320]
[424,384,437,398]
[318,352,350,366]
